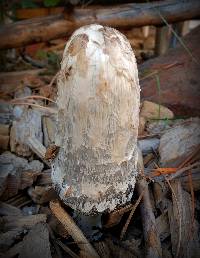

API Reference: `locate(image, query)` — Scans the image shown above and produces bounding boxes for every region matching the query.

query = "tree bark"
[0,0,200,49]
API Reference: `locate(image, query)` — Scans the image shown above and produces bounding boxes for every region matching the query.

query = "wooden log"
[16,7,65,19]
[0,0,200,49]
[155,26,170,56]
[140,25,200,116]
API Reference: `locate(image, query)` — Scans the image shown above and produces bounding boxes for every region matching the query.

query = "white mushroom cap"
[52,24,140,215]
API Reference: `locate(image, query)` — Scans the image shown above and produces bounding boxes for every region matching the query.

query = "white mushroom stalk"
[51,24,140,215]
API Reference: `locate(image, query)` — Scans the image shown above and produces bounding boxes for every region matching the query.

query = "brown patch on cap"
[68,34,89,56]
[67,34,89,76]
[96,79,110,100]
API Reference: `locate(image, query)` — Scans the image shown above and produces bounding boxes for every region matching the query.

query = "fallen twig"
[120,187,146,240]
[50,200,100,258]
[11,95,56,104]
[10,102,57,114]
[168,161,200,180]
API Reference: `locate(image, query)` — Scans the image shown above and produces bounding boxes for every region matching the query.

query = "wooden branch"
[120,189,145,240]
[50,200,100,258]
[0,0,200,49]
[103,204,133,228]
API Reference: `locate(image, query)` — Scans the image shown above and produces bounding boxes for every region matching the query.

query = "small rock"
[146,120,172,135]
[28,160,44,173]
[14,86,32,99]
[140,101,174,120]
[10,86,43,157]
[13,106,24,120]
[146,119,185,135]
[10,109,43,157]
[159,118,200,167]
[138,138,160,155]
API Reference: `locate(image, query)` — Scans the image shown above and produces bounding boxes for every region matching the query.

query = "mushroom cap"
[52,24,140,215]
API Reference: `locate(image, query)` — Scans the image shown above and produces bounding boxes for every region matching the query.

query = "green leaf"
[43,0,60,7]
